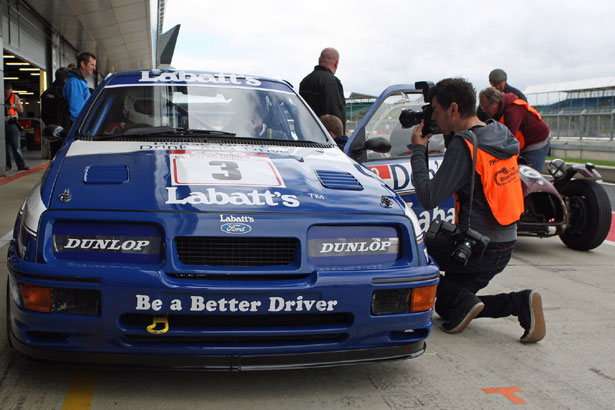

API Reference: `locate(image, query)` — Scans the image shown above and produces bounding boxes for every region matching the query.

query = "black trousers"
[427,235,523,321]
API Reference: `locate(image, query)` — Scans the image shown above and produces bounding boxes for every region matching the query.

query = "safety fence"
[540,109,615,141]
[346,107,615,142]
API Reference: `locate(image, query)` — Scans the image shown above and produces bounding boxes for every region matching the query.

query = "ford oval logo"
[220,223,252,234]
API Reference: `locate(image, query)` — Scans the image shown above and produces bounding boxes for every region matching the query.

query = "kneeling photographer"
[407,78,545,343]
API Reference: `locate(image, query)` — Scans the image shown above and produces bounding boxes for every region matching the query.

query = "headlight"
[52,221,163,264]
[547,158,566,178]
[308,225,400,268]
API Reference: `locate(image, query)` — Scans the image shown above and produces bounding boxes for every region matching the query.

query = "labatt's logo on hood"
[165,150,299,207]
[166,187,300,208]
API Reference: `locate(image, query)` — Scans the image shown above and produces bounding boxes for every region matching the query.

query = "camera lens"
[452,241,472,265]
[399,109,423,129]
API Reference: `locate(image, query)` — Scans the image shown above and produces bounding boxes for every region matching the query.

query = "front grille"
[175,237,298,266]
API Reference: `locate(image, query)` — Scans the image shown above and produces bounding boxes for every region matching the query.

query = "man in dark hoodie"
[62,52,96,129]
[41,67,68,157]
[410,78,546,343]
[41,67,67,126]
[479,86,551,171]
[477,68,527,122]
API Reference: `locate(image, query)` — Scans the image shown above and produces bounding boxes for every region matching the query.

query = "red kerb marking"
[0,163,49,186]
[607,212,615,242]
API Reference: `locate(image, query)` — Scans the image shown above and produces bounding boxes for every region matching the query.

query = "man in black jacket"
[299,48,346,132]
[41,67,68,158]
[488,68,527,101]
[41,67,67,126]
[478,68,527,121]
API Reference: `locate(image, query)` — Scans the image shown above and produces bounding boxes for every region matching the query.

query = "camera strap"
[466,130,479,229]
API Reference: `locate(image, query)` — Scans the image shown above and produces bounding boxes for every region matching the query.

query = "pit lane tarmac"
[1,166,614,410]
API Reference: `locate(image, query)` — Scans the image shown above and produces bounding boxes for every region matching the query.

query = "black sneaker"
[18,166,29,171]
[441,294,484,334]
[518,290,546,343]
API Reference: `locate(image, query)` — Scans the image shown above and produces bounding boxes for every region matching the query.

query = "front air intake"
[315,170,363,190]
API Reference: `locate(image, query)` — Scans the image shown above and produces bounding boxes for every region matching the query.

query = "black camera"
[398,81,440,136]
[426,219,490,266]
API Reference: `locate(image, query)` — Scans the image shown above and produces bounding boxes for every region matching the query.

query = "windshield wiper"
[92,127,236,140]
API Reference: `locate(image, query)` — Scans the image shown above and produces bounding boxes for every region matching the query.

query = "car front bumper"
[8,238,439,369]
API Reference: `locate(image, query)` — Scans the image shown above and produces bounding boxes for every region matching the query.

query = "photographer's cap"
[489,68,507,82]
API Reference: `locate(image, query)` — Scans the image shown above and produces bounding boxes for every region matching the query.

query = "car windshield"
[79,81,330,143]
[364,91,445,158]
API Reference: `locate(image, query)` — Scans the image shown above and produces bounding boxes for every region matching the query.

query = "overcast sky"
[163,0,615,98]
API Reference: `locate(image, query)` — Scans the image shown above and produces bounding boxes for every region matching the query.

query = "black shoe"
[518,290,546,343]
[441,294,484,334]
[18,166,29,171]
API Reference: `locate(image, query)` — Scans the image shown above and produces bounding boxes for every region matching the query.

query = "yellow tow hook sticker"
[146,315,169,334]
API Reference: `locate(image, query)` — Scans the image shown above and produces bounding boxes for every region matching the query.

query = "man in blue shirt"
[62,52,96,128]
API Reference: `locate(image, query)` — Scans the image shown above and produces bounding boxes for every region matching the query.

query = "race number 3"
[209,160,241,180]
[170,150,285,187]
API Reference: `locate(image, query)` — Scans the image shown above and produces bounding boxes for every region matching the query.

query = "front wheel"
[559,179,612,250]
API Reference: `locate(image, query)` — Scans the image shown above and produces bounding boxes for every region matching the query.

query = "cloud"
[164,0,615,97]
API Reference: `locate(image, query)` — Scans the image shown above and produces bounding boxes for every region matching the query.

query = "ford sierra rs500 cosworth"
[6,70,439,370]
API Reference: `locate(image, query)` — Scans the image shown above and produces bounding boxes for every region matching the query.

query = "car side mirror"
[352,137,391,156]
[42,125,66,142]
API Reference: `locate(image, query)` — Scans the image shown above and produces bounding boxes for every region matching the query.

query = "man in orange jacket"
[479,87,551,171]
[410,78,545,343]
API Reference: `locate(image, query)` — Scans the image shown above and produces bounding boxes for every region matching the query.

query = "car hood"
[46,141,402,215]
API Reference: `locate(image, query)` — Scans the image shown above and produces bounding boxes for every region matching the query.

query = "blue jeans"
[5,121,26,169]
[521,140,551,172]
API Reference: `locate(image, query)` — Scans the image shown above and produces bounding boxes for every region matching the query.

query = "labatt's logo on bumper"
[166,187,299,207]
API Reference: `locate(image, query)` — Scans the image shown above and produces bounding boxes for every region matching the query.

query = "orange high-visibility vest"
[461,138,524,226]
[6,93,17,117]
[499,99,542,150]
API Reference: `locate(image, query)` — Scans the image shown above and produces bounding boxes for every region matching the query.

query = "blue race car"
[7,70,439,370]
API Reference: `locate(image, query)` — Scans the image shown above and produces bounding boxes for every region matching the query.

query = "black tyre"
[559,179,612,250]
